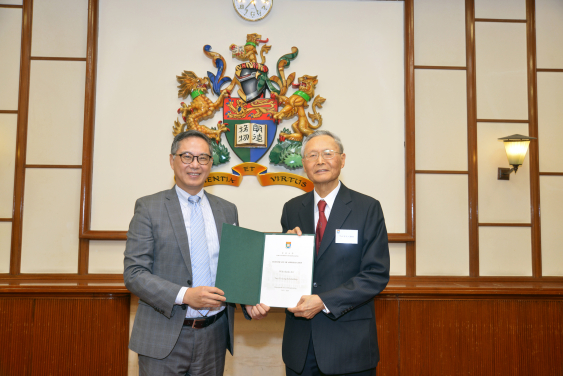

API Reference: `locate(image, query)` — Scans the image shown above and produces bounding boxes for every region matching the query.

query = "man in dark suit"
[124,130,268,376]
[281,130,390,376]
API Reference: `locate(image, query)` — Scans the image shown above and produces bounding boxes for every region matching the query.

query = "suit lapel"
[317,184,352,262]
[205,191,227,240]
[298,192,315,234]
[164,187,192,278]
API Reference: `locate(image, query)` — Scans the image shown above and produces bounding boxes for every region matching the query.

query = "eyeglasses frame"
[303,149,343,161]
[175,152,213,165]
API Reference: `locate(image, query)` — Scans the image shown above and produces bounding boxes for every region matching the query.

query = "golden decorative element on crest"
[274,75,325,141]
[174,70,229,142]
[225,98,277,119]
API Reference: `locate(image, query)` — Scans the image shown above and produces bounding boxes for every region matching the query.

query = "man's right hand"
[182,286,226,308]
[287,227,302,236]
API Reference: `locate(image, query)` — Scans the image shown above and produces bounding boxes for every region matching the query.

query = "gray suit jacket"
[280,183,390,374]
[124,187,240,359]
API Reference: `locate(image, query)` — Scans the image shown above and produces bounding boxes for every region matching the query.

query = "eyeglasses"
[176,152,212,165]
[303,150,342,161]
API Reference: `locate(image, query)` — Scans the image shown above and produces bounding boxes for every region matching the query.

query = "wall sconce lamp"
[497,134,536,180]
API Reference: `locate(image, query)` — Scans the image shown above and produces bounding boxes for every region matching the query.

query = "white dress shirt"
[174,185,225,318]
[312,181,341,313]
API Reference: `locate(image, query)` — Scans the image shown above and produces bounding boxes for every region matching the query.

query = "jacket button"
[187,279,192,286]
[313,282,318,288]
[181,304,187,310]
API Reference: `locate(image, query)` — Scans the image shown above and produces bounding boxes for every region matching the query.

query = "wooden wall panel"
[0,298,34,375]
[30,296,130,375]
[0,293,129,376]
[374,299,400,376]
[2,285,563,376]
[399,299,563,375]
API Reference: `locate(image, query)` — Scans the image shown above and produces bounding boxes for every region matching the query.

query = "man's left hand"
[287,295,325,319]
[245,303,271,320]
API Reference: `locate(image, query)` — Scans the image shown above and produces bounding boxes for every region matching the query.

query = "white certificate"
[259,234,315,308]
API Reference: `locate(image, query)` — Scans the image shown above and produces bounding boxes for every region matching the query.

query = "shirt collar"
[175,185,205,205]
[314,181,341,212]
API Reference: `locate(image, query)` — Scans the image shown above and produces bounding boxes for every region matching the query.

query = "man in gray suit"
[281,130,390,376]
[124,130,269,375]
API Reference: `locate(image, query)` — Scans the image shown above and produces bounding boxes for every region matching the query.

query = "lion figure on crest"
[173,71,229,143]
[274,75,326,142]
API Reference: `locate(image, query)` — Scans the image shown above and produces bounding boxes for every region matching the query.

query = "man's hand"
[182,286,226,308]
[287,295,325,319]
[287,227,302,236]
[245,303,271,320]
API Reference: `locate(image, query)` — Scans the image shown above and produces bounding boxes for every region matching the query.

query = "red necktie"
[316,200,327,255]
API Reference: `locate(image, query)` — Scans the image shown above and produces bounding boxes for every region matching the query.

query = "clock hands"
[245,1,260,10]
[235,0,270,20]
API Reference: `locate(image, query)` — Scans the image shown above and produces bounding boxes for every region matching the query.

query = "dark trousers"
[285,335,376,376]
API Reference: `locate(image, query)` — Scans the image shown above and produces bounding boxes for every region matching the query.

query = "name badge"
[335,229,358,244]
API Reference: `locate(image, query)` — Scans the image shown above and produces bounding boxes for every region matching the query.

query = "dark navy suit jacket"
[281,183,390,374]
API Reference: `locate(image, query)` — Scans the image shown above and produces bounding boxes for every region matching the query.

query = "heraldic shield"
[223,97,278,163]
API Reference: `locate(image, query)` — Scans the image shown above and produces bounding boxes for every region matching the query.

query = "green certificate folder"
[215,224,315,307]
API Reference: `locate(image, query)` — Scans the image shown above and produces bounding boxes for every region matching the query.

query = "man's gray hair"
[171,130,213,156]
[301,130,344,158]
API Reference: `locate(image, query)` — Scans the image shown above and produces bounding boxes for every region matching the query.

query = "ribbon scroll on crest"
[204,162,314,192]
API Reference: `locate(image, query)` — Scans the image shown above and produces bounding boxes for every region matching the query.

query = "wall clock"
[233,0,273,22]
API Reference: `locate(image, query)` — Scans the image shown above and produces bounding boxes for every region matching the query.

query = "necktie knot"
[188,195,201,204]
[318,200,327,213]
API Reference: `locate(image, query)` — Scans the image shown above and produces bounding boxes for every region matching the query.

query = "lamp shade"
[498,134,537,167]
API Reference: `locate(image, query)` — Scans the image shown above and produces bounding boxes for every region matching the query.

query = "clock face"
[233,0,272,22]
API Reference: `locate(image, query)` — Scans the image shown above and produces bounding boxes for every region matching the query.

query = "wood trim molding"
[479,223,532,227]
[0,274,123,283]
[526,0,542,278]
[10,0,33,276]
[390,275,563,284]
[477,118,529,123]
[80,230,126,240]
[539,172,563,176]
[389,234,415,243]
[537,68,563,72]
[404,0,416,276]
[415,170,468,174]
[2,277,562,291]
[79,230,415,243]
[406,242,415,277]
[1,279,562,296]
[414,65,466,70]
[4,275,560,286]
[475,18,527,23]
[78,0,100,274]
[30,57,87,61]
[0,110,18,114]
[25,164,82,169]
[466,0,479,277]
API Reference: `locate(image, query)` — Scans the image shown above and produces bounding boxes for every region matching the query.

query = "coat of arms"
[173,34,326,192]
